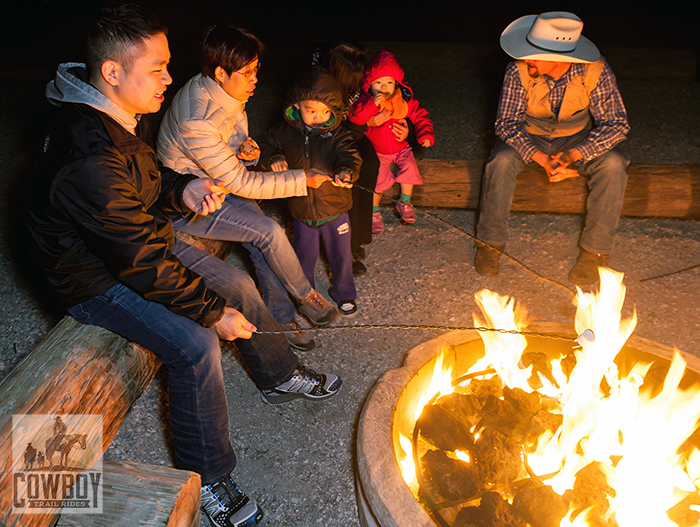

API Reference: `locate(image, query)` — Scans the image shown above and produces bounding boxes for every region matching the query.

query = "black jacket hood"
[283,68,345,132]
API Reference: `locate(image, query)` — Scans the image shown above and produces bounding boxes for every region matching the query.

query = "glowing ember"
[400,268,700,527]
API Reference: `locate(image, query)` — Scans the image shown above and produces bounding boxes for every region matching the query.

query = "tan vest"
[516,59,605,138]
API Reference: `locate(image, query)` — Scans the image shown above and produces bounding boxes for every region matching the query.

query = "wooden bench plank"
[0,317,161,527]
[378,160,700,219]
[55,460,200,527]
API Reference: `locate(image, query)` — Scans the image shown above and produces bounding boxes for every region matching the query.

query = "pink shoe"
[372,211,384,234]
[396,201,416,224]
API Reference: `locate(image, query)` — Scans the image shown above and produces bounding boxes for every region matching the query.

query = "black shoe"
[474,243,505,276]
[352,246,366,261]
[260,366,342,404]
[352,259,367,276]
[568,249,610,286]
[201,476,264,527]
[337,299,358,318]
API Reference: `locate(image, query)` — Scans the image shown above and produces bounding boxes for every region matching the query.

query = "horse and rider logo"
[12,414,103,515]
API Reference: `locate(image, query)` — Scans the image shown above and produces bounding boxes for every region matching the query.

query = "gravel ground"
[1,33,699,527]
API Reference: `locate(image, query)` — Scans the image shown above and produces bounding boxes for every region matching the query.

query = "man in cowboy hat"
[474,11,630,286]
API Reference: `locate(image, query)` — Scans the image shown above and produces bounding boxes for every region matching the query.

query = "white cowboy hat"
[500,12,600,63]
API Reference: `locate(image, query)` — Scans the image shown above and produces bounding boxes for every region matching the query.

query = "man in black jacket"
[27,5,341,526]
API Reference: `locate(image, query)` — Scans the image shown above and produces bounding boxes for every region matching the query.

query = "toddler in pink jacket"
[348,49,434,232]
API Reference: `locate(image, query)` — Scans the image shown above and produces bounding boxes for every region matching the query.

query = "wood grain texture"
[54,461,200,527]
[378,160,700,219]
[0,317,161,527]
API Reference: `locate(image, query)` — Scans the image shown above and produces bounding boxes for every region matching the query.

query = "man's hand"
[532,150,580,183]
[183,178,228,215]
[237,137,261,162]
[304,168,332,188]
[332,169,353,188]
[215,307,256,340]
[549,148,582,182]
[391,119,409,142]
[271,159,289,171]
[552,148,582,168]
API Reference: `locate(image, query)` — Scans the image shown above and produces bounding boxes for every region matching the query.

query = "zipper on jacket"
[303,131,313,218]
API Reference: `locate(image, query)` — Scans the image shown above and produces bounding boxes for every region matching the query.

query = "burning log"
[463,377,503,406]
[420,449,480,502]
[473,427,524,487]
[523,408,563,451]
[452,491,526,527]
[416,395,476,452]
[521,352,559,390]
[477,387,540,440]
[511,485,568,527]
[562,462,616,526]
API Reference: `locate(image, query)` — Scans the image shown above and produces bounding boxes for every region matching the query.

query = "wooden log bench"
[0,231,231,527]
[0,317,201,527]
[55,460,200,527]
[379,160,700,220]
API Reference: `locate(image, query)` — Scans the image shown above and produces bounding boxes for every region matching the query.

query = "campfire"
[394,269,700,527]
[355,268,700,527]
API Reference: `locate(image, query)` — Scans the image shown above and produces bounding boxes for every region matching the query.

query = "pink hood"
[361,49,409,95]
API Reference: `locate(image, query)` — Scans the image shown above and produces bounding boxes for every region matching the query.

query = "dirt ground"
[1,20,699,527]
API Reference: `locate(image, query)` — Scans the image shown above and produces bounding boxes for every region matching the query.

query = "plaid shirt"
[495,61,630,164]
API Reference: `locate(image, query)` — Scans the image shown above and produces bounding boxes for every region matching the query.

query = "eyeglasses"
[235,63,260,79]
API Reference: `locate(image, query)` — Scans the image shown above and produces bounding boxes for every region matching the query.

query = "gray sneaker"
[200,476,264,527]
[280,318,315,352]
[298,290,338,326]
[260,366,342,405]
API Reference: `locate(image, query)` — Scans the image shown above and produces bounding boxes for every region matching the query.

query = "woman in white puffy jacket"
[157,24,338,351]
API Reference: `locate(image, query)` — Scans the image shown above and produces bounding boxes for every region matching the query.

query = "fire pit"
[356,270,700,527]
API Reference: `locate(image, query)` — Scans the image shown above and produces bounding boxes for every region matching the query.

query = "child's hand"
[420,138,433,147]
[367,108,392,127]
[271,160,289,171]
[372,92,387,107]
[332,169,353,188]
[237,137,261,161]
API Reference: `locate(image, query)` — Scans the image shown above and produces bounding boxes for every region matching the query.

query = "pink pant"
[375,146,423,192]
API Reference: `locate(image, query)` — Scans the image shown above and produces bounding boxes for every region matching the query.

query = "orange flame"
[403,267,700,527]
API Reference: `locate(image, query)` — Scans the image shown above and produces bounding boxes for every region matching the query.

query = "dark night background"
[1,4,699,525]
[1,0,696,73]
[1,0,696,161]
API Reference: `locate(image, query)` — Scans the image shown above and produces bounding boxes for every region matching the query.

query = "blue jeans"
[476,132,629,254]
[171,195,314,324]
[293,213,356,302]
[68,239,298,485]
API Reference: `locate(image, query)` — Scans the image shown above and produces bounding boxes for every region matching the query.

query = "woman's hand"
[237,137,261,161]
[304,169,332,188]
[391,119,409,141]
[271,160,289,171]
